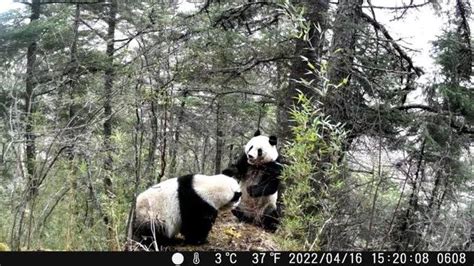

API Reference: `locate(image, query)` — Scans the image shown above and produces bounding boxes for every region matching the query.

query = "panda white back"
[135,178,181,238]
[132,173,241,247]
[192,174,241,209]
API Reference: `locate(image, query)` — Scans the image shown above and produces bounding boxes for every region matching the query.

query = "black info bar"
[0,251,472,266]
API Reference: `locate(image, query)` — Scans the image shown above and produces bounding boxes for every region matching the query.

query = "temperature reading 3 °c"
[215,252,237,264]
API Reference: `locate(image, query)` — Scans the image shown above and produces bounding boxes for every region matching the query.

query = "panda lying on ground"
[131,173,242,248]
[224,130,284,232]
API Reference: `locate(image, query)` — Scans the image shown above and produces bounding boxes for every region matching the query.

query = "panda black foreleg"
[181,215,216,245]
[260,207,280,233]
[231,207,255,223]
[247,161,282,197]
[247,179,279,197]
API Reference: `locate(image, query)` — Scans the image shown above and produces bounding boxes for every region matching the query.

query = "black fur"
[223,153,249,180]
[225,153,282,190]
[231,205,281,233]
[269,135,277,146]
[231,208,255,223]
[231,191,242,202]
[178,174,218,244]
[222,168,237,177]
[247,161,282,197]
[261,207,280,232]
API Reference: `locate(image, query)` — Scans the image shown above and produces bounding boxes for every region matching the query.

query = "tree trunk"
[102,0,117,250]
[24,0,41,201]
[214,98,224,174]
[66,3,81,241]
[125,81,145,246]
[66,4,81,160]
[158,92,169,181]
[12,0,41,251]
[146,99,158,185]
[169,90,188,177]
[314,0,363,250]
[278,0,329,142]
[324,0,363,134]
[398,140,425,251]
[327,0,362,85]
[201,135,209,173]
[103,0,116,196]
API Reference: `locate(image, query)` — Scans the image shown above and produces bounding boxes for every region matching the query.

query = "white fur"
[134,174,241,239]
[244,135,278,165]
[135,178,181,238]
[192,174,241,210]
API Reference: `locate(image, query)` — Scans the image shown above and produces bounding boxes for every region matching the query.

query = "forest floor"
[126,210,280,251]
[9,210,279,251]
[174,210,280,251]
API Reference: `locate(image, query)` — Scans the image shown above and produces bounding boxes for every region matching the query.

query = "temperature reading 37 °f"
[252,252,281,264]
[215,252,237,264]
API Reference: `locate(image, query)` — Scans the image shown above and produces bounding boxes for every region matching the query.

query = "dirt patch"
[176,210,279,251]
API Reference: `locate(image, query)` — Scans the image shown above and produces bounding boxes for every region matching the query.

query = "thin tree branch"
[361,11,424,77]
[361,1,432,10]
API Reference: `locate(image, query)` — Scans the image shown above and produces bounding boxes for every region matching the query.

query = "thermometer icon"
[193,252,200,264]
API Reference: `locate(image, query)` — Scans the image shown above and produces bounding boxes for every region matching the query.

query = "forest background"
[0,0,472,251]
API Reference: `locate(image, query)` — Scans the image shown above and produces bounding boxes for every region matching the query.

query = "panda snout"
[248,149,263,160]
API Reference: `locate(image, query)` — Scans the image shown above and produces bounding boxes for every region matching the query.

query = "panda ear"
[269,135,277,146]
[254,130,261,136]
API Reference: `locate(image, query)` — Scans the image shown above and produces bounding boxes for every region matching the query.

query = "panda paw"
[262,221,278,233]
[231,208,254,223]
[231,208,245,220]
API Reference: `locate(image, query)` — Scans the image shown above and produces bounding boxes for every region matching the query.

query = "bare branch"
[361,1,432,10]
[361,11,424,77]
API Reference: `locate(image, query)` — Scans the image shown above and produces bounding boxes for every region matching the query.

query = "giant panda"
[224,130,283,232]
[131,173,241,248]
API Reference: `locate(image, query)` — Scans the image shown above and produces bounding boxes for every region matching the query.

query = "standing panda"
[224,130,283,232]
[131,173,241,248]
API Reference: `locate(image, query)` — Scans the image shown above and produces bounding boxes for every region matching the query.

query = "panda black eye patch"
[247,145,253,153]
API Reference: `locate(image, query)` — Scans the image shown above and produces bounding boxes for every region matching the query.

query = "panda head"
[244,130,278,165]
[193,174,242,210]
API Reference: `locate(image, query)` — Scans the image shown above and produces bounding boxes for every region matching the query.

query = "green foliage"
[0,242,9,251]
[432,30,474,123]
[433,30,472,82]
[277,93,347,250]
